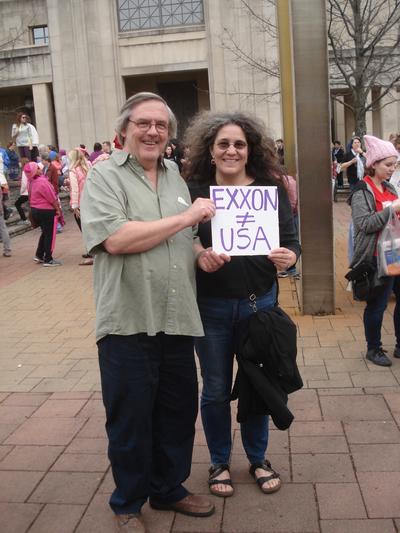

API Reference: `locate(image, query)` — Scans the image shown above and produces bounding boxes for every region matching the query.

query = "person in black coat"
[332,140,345,188]
[341,137,366,190]
[184,111,300,499]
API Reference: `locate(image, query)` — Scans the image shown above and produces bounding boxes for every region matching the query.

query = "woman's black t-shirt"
[189,179,300,299]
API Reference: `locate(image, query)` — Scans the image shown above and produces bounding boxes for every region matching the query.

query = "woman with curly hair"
[185,111,300,498]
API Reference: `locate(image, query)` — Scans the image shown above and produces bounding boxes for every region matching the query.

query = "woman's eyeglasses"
[215,141,248,151]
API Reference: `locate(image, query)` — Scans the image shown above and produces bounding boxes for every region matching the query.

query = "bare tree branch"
[218,0,400,136]
[239,0,278,38]
[327,0,400,134]
[221,26,280,78]
[331,92,355,112]
[0,4,39,80]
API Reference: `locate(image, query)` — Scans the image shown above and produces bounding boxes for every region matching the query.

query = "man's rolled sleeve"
[81,168,128,255]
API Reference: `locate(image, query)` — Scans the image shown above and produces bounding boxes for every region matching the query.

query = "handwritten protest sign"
[210,186,280,256]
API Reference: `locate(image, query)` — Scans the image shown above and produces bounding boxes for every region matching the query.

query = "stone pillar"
[344,93,355,144]
[291,0,335,314]
[276,0,296,177]
[334,96,345,145]
[204,0,281,135]
[381,91,400,139]
[32,83,56,147]
[372,87,382,137]
[204,0,230,110]
[366,90,373,134]
[46,0,124,149]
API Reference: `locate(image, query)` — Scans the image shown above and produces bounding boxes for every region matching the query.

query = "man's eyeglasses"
[215,140,248,151]
[128,119,168,133]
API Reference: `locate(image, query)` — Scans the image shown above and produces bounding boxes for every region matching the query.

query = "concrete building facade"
[0,0,399,150]
[0,0,280,149]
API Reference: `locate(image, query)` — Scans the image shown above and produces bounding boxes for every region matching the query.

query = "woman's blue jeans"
[364,277,397,349]
[393,276,400,347]
[195,284,277,466]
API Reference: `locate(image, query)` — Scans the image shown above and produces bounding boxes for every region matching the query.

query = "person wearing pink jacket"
[68,148,93,265]
[25,162,62,266]
[15,156,30,224]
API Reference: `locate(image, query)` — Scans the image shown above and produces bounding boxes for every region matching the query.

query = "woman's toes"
[262,478,279,491]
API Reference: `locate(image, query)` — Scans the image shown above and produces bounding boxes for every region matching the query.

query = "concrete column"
[32,83,56,146]
[291,0,335,314]
[203,0,229,110]
[366,90,373,134]
[276,0,296,178]
[334,96,345,144]
[380,91,400,140]
[46,0,123,149]
[381,92,400,140]
[371,87,382,137]
[204,0,281,133]
[344,94,355,143]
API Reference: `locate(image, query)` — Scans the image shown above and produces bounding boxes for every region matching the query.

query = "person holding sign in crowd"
[185,112,300,498]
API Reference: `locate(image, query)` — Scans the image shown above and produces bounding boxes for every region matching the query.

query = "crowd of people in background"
[0,112,299,295]
[2,107,400,278]
[0,110,121,260]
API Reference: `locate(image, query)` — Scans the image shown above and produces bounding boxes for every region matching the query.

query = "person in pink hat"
[25,162,62,267]
[349,134,400,366]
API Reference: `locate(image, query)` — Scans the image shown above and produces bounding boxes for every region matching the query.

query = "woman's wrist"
[195,249,207,263]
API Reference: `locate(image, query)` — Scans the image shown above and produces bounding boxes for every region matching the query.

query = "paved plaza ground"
[0,203,400,532]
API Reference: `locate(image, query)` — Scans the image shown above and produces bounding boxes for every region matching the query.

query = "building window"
[32,25,49,45]
[117,0,204,32]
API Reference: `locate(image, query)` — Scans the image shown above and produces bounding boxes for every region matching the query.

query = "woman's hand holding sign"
[196,247,231,273]
[268,247,297,271]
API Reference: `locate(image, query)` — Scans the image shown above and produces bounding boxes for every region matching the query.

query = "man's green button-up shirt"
[81,150,204,341]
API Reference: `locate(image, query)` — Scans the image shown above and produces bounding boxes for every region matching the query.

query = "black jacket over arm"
[232,306,303,430]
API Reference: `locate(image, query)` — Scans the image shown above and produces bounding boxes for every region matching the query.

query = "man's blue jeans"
[97,333,198,515]
[195,284,277,466]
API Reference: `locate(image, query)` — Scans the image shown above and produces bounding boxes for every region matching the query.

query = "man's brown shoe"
[115,513,146,532]
[150,493,215,517]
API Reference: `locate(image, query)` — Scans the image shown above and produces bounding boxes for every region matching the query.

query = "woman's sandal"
[208,464,234,498]
[249,460,282,494]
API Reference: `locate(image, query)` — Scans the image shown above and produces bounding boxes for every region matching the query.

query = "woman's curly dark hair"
[183,111,283,185]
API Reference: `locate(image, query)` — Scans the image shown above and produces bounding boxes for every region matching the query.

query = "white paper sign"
[210,185,280,256]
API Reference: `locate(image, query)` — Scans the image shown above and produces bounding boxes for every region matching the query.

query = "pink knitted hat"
[364,135,398,167]
[23,162,39,180]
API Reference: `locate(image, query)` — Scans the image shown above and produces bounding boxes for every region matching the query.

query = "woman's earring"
[211,157,216,165]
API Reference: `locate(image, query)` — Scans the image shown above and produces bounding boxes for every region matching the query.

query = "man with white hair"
[81,92,216,532]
